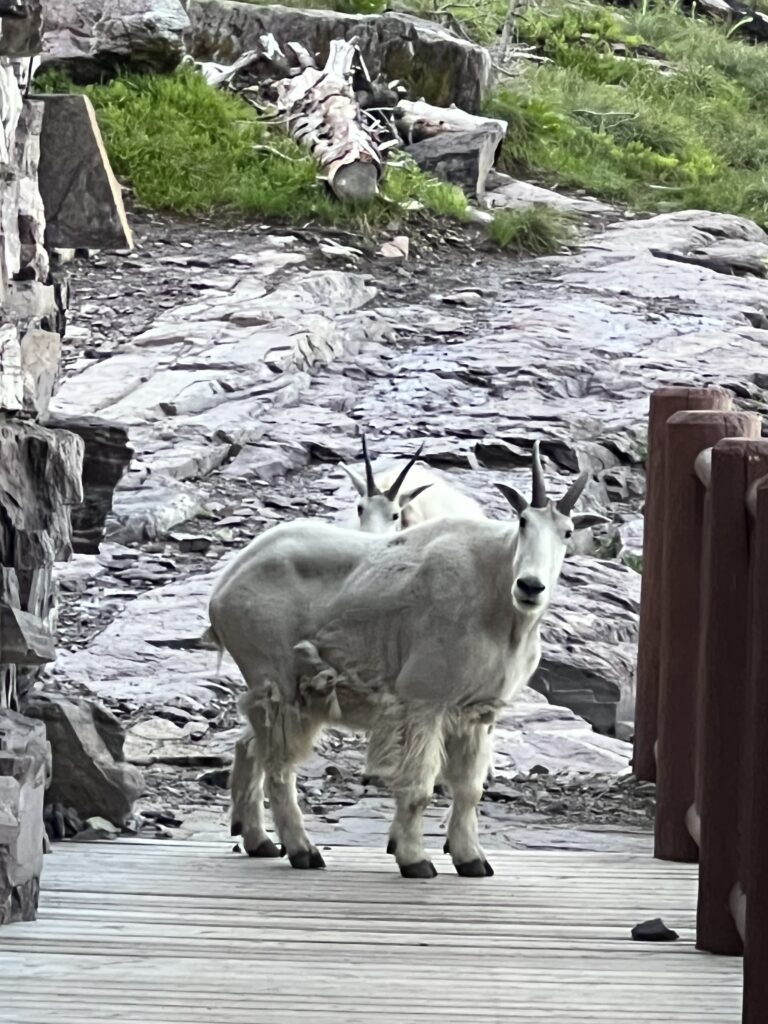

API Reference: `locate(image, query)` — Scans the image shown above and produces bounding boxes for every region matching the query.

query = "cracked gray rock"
[42,205,768,850]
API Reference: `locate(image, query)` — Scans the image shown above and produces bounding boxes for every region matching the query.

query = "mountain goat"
[341,434,485,533]
[208,443,607,879]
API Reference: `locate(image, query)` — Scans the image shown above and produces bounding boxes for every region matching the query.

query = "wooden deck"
[0,839,743,1023]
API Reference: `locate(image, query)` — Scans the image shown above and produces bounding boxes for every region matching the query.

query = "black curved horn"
[361,433,378,497]
[556,470,589,515]
[531,441,547,508]
[385,442,425,501]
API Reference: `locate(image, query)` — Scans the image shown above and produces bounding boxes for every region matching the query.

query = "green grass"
[34,67,468,230]
[481,0,768,226]
[487,206,576,254]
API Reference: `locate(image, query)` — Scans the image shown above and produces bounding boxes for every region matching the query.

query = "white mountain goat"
[341,434,485,533]
[207,443,608,879]
[342,434,488,788]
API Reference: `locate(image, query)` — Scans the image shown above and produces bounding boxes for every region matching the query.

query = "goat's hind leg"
[265,767,325,870]
[230,724,280,858]
[261,696,325,870]
[443,721,494,878]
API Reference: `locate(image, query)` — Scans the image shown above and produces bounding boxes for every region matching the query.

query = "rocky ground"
[40,191,768,856]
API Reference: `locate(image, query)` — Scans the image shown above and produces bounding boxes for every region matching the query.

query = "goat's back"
[375,462,486,525]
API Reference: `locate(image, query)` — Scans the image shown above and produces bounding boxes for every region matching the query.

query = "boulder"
[532,557,640,734]
[41,0,189,81]
[24,696,144,827]
[185,1,492,113]
[36,93,133,251]
[0,710,50,925]
[405,127,501,198]
[0,325,60,417]
[43,414,132,554]
[0,0,43,57]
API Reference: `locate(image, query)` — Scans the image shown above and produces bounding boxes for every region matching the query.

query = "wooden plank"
[696,440,768,954]
[743,476,768,1024]
[0,841,742,1023]
[656,409,759,861]
[634,386,733,782]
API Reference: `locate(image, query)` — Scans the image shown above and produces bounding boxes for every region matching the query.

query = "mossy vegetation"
[487,206,576,254]
[482,0,768,226]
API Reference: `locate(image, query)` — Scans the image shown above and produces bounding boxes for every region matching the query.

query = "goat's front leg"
[390,777,441,878]
[265,768,326,870]
[230,726,280,858]
[383,708,444,879]
[442,723,494,878]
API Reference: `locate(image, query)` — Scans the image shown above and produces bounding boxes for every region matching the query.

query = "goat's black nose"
[517,576,545,597]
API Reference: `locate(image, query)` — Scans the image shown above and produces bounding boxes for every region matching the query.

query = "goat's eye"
[519,516,527,530]
[392,513,399,521]
[564,529,573,540]
[357,505,364,515]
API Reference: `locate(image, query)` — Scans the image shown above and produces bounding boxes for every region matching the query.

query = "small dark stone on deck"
[631,918,679,942]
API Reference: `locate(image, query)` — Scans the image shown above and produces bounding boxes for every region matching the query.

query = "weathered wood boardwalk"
[0,839,742,1023]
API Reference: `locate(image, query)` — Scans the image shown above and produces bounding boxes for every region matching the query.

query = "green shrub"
[482,0,768,225]
[487,206,575,254]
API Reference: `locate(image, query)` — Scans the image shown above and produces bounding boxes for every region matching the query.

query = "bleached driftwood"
[187,38,393,202]
[393,100,508,146]
[275,39,385,202]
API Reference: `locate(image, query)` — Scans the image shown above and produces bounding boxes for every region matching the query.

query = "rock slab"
[185,1,492,113]
[45,413,133,554]
[36,93,133,251]
[405,127,502,198]
[25,696,144,826]
[0,710,50,925]
[41,0,189,80]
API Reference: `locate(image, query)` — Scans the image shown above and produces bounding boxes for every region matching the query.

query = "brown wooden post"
[634,387,732,782]
[655,409,760,862]
[743,476,768,1024]
[697,439,768,954]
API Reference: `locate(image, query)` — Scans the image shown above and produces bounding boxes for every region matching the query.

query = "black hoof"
[247,838,281,859]
[386,837,397,855]
[443,839,450,855]
[399,860,437,879]
[289,848,326,870]
[230,820,242,837]
[455,858,494,878]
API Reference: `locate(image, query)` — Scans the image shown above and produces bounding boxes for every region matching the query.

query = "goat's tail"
[201,624,225,676]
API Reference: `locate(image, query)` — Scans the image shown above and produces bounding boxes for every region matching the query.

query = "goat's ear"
[341,463,368,497]
[399,483,432,509]
[571,512,610,531]
[495,483,528,516]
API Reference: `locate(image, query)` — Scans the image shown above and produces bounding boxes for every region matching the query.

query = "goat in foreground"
[342,434,485,532]
[208,443,607,879]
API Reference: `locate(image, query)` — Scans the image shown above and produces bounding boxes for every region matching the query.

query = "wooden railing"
[634,386,767,1023]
